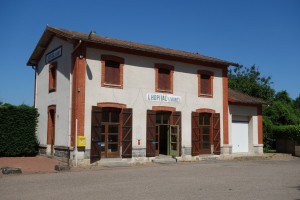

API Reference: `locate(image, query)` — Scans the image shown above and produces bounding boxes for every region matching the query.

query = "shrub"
[272,125,300,144]
[0,104,39,156]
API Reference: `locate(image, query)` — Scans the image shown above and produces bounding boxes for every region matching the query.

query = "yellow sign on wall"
[77,136,86,147]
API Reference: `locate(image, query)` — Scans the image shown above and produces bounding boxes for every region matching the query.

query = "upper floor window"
[155,64,174,93]
[101,55,124,89]
[198,70,214,97]
[49,62,57,93]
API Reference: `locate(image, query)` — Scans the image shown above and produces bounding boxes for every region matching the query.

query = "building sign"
[146,93,181,103]
[45,46,62,63]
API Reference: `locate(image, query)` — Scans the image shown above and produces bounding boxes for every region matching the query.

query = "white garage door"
[232,121,249,153]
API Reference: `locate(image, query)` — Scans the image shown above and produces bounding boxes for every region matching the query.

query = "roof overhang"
[27,26,240,68]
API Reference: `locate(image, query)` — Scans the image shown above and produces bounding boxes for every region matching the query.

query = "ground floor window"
[90,106,132,163]
[192,112,220,156]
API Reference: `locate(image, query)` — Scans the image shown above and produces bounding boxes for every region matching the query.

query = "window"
[199,113,212,150]
[155,64,174,93]
[49,62,57,92]
[198,70,213,97]
[101,55,124,88]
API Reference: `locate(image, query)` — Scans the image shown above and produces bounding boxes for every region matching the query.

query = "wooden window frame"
[198,70,214,98]
[49,62,57,93]
[155,63,174,94]
[101,55,124,89]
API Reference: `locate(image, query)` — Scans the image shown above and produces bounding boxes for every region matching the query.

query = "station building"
[27,26,264,164]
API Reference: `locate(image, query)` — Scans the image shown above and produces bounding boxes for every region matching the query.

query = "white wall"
[35,37,73,147]
[229,105,259,153]
[84,48,224,151]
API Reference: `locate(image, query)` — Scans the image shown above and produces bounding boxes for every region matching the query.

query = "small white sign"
[146,93,181,103]
[45,46,62,63]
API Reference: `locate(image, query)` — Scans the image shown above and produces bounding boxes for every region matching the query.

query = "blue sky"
[0,0,299,105]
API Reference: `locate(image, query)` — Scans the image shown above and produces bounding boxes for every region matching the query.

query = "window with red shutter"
[101,55,124,89]
[158,68,171,91]
[201,74,211,95]
[49,62,57,92]
[198,70,213,97]
[155,64,174,93]
[105,60,120,85]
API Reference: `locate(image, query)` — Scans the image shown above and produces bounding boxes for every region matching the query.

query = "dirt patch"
[0,156,59,175]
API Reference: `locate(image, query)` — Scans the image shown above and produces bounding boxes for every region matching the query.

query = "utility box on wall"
[77,136,86,147]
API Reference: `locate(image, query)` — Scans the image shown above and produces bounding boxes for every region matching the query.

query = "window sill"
[199,94,213,98]
[103,83,123,89]
[156,89,173,94]
[49,88,56,93]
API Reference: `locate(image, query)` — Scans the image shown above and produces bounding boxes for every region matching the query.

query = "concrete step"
[98,158,130,167]
[197,155,219,161]
[153,155,177,164]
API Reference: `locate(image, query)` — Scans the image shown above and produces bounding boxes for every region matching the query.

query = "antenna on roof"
[88,31,96,39]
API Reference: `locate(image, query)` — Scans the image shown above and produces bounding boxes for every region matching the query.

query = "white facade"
[28,27,264,162]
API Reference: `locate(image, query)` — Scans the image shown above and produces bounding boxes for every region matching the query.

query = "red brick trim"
[155,63,174,94]
[97,102,127,109]
[222,68,229,145]
[101,55,124,89]
[197,70,214,98]
[257,105,263,144]
[196,108,216,113]
[71,55,86,146]
[152,106,176,112]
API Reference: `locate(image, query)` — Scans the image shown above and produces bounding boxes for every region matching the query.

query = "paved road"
[1,159,300,200]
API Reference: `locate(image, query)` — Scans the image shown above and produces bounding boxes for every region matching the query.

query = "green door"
[169,125,179,157]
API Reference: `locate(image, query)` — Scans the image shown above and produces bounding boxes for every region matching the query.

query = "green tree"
[295,94,300,110]
[228,65,275,101]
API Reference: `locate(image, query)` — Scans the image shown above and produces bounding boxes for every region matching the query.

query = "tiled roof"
[27,26,239,67]
[228,89,265,105]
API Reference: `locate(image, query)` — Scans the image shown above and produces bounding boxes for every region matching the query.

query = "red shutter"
[105,60,120,85]
[146,110,156,157]
[213,113,221,155]
[158,68,170,91]
[122,108,132,158]
[192,112,200,156]
[90,106,102,164]
[172,111,182,156]
[201,74,210,95]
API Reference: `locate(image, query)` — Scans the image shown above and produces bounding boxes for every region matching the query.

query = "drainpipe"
[31,65,38,108]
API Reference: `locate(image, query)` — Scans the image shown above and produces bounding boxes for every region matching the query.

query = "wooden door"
[90,106,102,164]
[191,112,200,156]
[169,125,179,157]
[146,110,156,157]
[171,111,181,156]
[122,108,132,158]
[213,113,221,155]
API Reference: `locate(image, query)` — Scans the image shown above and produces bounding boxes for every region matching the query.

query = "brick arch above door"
[195,108,215,113]
[97,102,127,109]
[152,106,176,112]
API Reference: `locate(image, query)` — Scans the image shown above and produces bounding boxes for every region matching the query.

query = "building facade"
[27,26,264,164]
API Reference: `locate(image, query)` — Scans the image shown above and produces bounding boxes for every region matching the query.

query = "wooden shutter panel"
[122,108,132,158]
[201,74,210,95]
[90,106,102,164]
[172,111,182,156]
[213,113,221,155]
[105,60,120,85]
[192,112,200,156]
[146,110,156,157]
[158,68,170,91]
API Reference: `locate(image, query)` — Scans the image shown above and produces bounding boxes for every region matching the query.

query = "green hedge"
[0,104,39,156]
[272,125,300,143]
